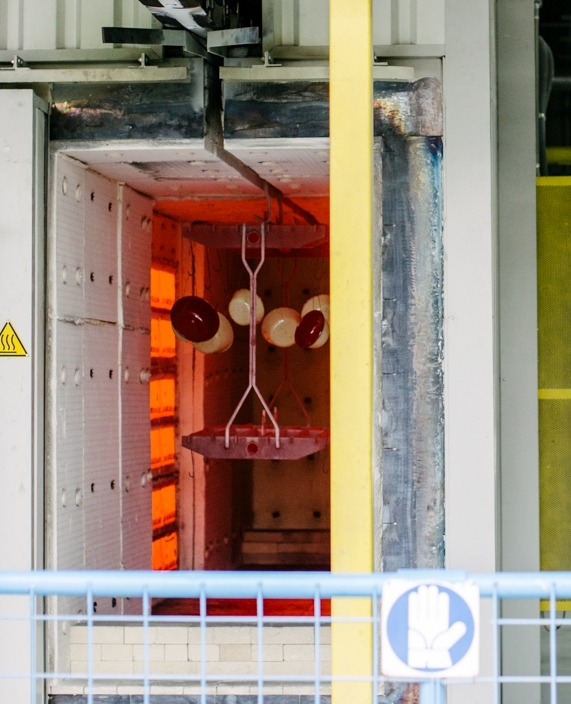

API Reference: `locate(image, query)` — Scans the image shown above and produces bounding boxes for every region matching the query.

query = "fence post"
[419,680,446,704]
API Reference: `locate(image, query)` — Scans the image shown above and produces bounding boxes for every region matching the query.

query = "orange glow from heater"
[150,377,176,420]
[152,531,178,571]
[151,317,176,358]
[154,196,330,226]
[152,483,177,531]
[150,425,176,469]
[151,267,176,310]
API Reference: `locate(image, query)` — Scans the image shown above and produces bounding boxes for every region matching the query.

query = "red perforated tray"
[182,424,330,460]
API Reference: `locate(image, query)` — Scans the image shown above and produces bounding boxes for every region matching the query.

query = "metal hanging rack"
[182,223,330,461]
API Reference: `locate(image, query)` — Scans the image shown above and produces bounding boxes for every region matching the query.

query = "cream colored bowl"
[193,313,234,354]
[261,307,301,348]
[301,294,330,324]
[228,288,265,326]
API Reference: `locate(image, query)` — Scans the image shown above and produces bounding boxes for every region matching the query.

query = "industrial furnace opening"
[155,202,331,572]
[49,148,331,593]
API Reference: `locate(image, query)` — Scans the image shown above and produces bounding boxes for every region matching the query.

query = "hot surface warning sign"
[0,322,28,357]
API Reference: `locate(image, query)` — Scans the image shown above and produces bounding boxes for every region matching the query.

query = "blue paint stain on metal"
[380,134,444,571]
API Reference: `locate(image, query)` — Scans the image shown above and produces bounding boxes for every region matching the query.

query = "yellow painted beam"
[330,1,374,703]
[536,176,571,187]
[546,147,571,166]
[540,600,571,611]
[539,389,571,400]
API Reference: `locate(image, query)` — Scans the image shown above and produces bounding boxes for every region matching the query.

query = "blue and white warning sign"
[381,581,480,678]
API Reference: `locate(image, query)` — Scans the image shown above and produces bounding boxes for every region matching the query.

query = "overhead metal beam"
[0,57,190,84]
[270,43,445,60]
[206,26,260,57]
[221,64,413,82]
[0,48,162,63]
[101,27,217,64]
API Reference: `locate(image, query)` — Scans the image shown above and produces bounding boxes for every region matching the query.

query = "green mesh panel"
[538,177,571,570]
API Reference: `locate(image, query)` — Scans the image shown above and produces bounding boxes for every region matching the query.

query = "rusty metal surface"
[374,78,443,137]
[380,134,444,571]
[224,78,443,139]
[50,60,204,141]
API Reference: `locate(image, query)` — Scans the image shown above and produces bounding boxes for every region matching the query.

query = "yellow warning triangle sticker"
[0,322,28,357]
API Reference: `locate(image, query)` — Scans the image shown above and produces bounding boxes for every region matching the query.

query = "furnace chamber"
[48,142,331,614]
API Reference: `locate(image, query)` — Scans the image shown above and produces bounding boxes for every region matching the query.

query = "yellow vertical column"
[330,1,374,704]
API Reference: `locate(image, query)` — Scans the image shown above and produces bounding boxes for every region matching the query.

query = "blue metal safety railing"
[1,569,571,703]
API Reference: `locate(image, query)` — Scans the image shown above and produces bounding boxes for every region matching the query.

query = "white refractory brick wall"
[120,187,152,616]
[48,625,331,696]
[51,157,153,623]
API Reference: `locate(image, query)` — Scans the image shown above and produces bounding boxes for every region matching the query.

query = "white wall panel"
[53,319,86,649]
[264,0,445,49]
[80,0,114,50]
[119,0,154,29]
[121,329,152,576]
[298,0,328,47]
[0,2,7,48]
[0,90,47,704]
[394,0,414,43]
[83,323,121,581]
[444,0,496,701]
[23,0,57,49]
[56,0,80,50]
[4,0,23,50]
[373,0,393,46]
[121,186,152,331]
[0,0,156,50]
[55,156,86,320]
[55,320,85,571]
[415,0,445,45]
[497,1,540,699]
[52,154,155,622]
[2,0,446,52]
[84,171,118,323]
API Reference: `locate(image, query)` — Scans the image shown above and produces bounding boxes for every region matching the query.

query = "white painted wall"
[496,0,540,700]
[49,157,153,590]
[443,0,497,702]
[0,0,445,54]
[263,0,445,50]
[0,88,47,704]
[444,0,541,699]
[0,0,154,51]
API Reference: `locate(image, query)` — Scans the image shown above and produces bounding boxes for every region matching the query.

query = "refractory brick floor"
[50,624,332,697]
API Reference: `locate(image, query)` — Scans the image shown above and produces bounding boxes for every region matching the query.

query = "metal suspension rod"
[224,224,280,449]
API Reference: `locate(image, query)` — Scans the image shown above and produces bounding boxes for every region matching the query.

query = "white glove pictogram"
[407,585,467,669]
